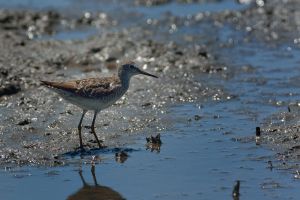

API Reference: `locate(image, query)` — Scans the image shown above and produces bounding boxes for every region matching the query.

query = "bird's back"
[41,77,126,110]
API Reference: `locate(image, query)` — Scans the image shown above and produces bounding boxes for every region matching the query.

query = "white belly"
[52,88,126,111]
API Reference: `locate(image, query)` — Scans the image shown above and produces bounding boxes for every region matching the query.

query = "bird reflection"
[67,165,125,200]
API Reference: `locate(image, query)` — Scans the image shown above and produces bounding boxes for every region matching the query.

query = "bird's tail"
[40,80,53,87]
[40,80,62,89]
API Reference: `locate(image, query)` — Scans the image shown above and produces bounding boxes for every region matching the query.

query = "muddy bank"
[260,107,300,170]
[219,0,300,168]
[213,0,300,44]
[141,0,300,45]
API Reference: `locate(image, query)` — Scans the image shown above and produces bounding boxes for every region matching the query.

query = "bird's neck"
[118,71,131,89]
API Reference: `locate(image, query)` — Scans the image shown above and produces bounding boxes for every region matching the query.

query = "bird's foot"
[98,143,107,149]
[88,139,106,149]
[75,145,87,152]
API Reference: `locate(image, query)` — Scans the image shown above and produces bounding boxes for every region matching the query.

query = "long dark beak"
[138,69,158,78]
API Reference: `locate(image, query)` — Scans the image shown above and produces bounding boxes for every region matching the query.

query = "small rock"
[198,51,208,58]
[194,115,202,121]
[17,119,31,126]
[256,127,261,137]
[89,47,102,53]
[105,57,117,62]
[232,180,240,198]
[175,51,183,56]
[142,102,152,107]
[0,83,21,97]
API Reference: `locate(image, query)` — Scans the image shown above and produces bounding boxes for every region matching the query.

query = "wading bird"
[42,62,157,150]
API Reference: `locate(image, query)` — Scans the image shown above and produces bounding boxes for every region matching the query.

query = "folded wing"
[41,77,122,98]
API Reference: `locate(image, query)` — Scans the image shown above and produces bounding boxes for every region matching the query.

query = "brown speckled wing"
[42,77,121,98]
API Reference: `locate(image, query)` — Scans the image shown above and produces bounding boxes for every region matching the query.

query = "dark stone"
[89,47,103,53]
[0,83,21,97]
[17,119,31,126]
[198,51,208,58]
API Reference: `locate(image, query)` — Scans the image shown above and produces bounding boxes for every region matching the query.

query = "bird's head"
[119,62,158,79]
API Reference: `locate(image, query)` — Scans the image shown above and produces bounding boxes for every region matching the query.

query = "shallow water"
[0,0,245,13]
[1,0,300,200]
[1,103,300,200]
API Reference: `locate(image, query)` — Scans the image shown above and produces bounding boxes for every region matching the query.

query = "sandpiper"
[42,62,158,150]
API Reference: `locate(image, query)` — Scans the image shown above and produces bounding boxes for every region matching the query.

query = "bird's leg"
[91,165,99,186]
[78,110,87,150]
[91,111,102,148]
[79,168,88,186]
